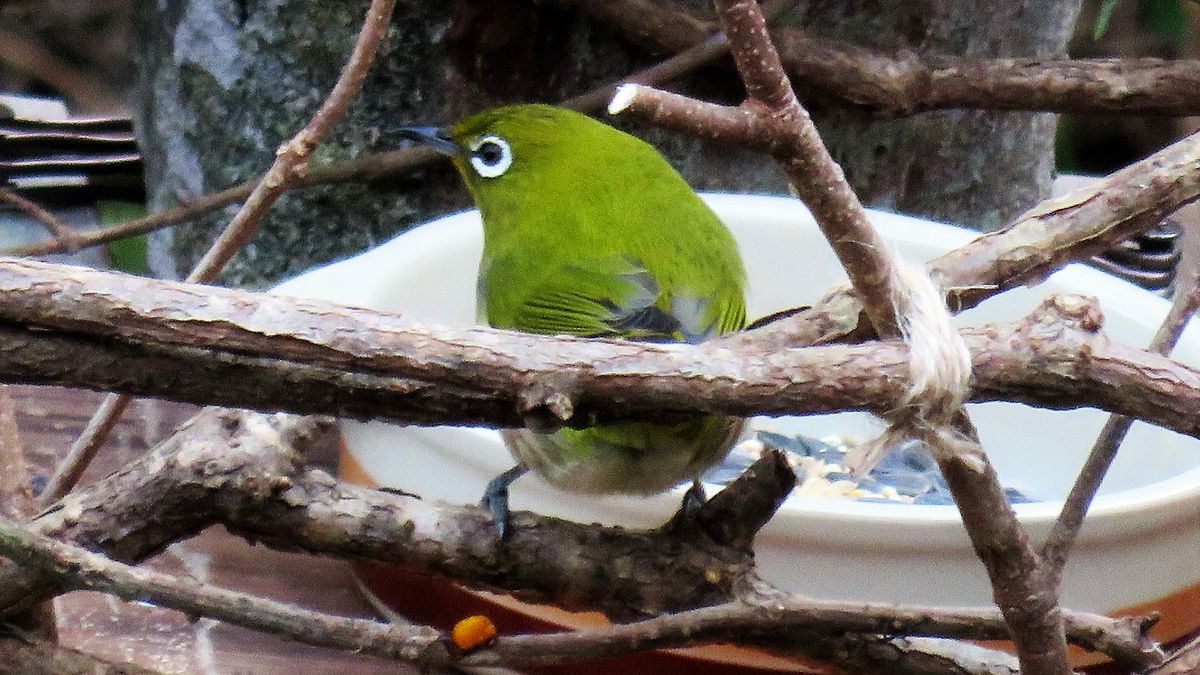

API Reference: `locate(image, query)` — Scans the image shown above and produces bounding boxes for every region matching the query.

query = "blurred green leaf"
[1055,116,1085,174]
[98,200,148,274]
[1094,0,1122,39]
[1138,0,1189,42]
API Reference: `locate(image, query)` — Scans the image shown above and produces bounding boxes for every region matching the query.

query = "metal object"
[0,101,142,204]
[0,95,139,264]
[1089,218,1181,295]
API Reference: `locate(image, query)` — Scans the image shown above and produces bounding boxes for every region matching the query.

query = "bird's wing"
[497,257,739,343]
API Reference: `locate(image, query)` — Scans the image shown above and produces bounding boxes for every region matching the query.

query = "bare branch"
[736,128,1200,348]
[0,513,1156,670]
[563,0,1200,116]
[1042,220,1200,575]
[0,189,79,253]
[0,28,118,112]
[703,0,898,335]
[0,261,1196,436]
[564,0,799,111]
[0,515,451,664]
[8,411,765,621]
[920,57,1200,116]
[469,599,1157,670]
[37,395,132,504]
[2,149,438,259]
[0,409,1157,669]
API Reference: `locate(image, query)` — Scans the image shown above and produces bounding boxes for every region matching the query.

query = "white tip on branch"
[607,84,640,115]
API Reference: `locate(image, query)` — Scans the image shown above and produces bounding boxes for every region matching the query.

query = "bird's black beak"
[395,125,458,156]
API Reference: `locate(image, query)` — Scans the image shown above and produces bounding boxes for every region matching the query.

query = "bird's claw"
[480,484,511,538]
[480,464,527,538]
[680,480,707,515]
[663,479,707,533]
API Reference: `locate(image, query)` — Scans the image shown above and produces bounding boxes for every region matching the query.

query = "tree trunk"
[135,0,1080,286]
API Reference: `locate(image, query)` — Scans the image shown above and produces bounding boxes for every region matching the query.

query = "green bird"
[399,104,747,535]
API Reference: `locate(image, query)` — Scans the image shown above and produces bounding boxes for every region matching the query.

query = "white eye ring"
[468,135,513,178]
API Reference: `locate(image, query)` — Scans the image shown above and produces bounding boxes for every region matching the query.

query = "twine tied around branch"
[844,261,976,475]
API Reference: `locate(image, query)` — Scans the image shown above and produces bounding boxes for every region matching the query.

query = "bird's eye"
[469,136,513,178]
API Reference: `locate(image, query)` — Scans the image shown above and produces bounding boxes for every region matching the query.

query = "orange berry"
[451,614,497,650]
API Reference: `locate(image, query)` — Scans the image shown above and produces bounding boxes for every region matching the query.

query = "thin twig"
[1150,633,1200,675]
[1042,219,1200,575]
[737,5,1067,671]
[37,394,131,504]
[37,0,400,505]
[4,149,438,258]
[469,599,1156,669]
[564,35,729,112]
[0,189,79,253]
[186,0,398,283]
[563,0,797,111]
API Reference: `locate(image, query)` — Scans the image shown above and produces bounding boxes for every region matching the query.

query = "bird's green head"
[397,104,659,216]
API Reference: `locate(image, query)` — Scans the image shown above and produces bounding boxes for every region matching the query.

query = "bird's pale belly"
[501,416,745,495]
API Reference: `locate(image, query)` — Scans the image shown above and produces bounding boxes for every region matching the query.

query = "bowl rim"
[276,192,1200,538]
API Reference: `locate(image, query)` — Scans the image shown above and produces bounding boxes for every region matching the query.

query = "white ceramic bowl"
[275,194,1200,650]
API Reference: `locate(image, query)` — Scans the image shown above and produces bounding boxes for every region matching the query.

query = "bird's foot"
[662,479,706,534]
[480,464,527,538]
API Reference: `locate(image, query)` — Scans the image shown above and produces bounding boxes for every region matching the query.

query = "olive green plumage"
[402,104,746,528]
